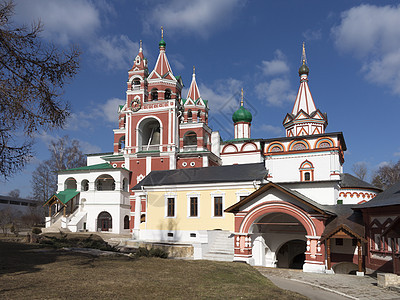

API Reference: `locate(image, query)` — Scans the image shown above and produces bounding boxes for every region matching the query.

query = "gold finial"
[301,42,307,65]
[240,88,244,106]
[140,40,142,50]
[161,26,164,39]
[193,65,195,74]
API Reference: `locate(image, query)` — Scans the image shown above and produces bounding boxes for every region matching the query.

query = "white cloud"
[255,78,295,107]
[102,98,125,123]
[90,35,139,70]
[332,4,400,95]
[144,0,243,38]
[14,0,139,71]
[14,0,101,45]
[257,124,284,135]
[259,50,290,76]
[302,29,322,41]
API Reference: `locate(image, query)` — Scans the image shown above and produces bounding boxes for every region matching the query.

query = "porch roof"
[320,205,366,242]
[43,189,79,206]
[224,181,336,216]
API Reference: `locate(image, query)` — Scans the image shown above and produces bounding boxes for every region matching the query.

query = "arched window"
[183,131,197,149]
[124,215,129,229]
[197,111,201,122]
[165,89,171,100]
[133,78,140,90]
[138,118,161,151]
[122,178,128,192]
[119,136,125,152]
[151,88,158,101]
[299,161,314,182]
[97,211,112,231]
[95,174,115,191]
[81,179,89,191]
[187,109,192,122]
[64,177,77,190]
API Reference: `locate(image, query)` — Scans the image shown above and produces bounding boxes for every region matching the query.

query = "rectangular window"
[190,197,198,217]
[167,197,175,217]
[214,197,223,217]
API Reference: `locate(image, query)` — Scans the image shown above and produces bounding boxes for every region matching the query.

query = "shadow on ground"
[0,240,60,276]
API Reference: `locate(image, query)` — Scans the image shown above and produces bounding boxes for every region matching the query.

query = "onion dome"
[232,106,252,123]
[298,62,309,76]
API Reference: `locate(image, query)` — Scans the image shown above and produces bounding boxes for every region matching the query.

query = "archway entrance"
[97,211,112,232]
[251,212,307,268]
[277,240,306,269]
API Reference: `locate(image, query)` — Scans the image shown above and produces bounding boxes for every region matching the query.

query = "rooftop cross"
[301,42,307,65]
[240,88,244,107]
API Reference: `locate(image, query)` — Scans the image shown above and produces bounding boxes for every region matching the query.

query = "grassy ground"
[0,240,307,299]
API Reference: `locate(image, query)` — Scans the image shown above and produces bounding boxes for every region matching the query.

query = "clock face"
[131,99,141,112]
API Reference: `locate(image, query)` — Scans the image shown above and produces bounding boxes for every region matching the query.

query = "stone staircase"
[42,217,71,233]
[202,230,234,262]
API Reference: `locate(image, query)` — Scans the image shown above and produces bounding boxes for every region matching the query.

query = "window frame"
[187,193,200,218]
[164,194,177,218]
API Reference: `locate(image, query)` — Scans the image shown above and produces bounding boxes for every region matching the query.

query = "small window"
[167,197,175,217]
[82,180,89,191]
[167,232,174,237]
[214,197,223,217]
[190,197,198,217]
[124,215,129,229]
[165,89,171,100]
[187,109,192,122]
[151,89,158,100]
[190,233,196,238]
[335,238,343,246]
[141,214,146,223]
[337,199,343,204]
[304,172,311,181]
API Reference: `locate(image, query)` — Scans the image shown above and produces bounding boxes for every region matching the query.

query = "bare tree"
[31,136,86,203]
[352,162,368,181]
[0,1,80,179]
[8,188,20,198]
[372,160,400,190]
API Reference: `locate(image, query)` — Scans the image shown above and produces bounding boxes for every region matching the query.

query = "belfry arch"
[137,117,162,151]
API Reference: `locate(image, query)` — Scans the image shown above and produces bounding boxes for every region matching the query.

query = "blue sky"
[2,0,400,197]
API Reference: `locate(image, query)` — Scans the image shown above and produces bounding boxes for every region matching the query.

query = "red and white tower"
[177,66,220,168]
[283,43,328,137]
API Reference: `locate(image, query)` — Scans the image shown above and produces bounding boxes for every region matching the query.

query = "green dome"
[159,38,166,48]
[232,106,252,123]
[298,63,309,76]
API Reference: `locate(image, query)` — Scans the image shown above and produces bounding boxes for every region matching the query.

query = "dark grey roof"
[340,173,381,191]
[225,181,336,216]
[132,163,267,190]
[321,204,365,241]
[356,181,400,209]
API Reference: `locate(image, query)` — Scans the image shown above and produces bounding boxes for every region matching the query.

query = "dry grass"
[0,240,307,299]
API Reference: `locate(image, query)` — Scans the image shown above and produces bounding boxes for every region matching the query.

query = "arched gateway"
[225,182,331,273]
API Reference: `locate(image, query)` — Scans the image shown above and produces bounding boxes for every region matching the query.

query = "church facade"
[44,33,383,274]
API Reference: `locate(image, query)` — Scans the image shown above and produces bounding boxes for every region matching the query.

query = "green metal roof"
[56,189,79,204]
[44,189,79,206]
[61,163,113,172]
